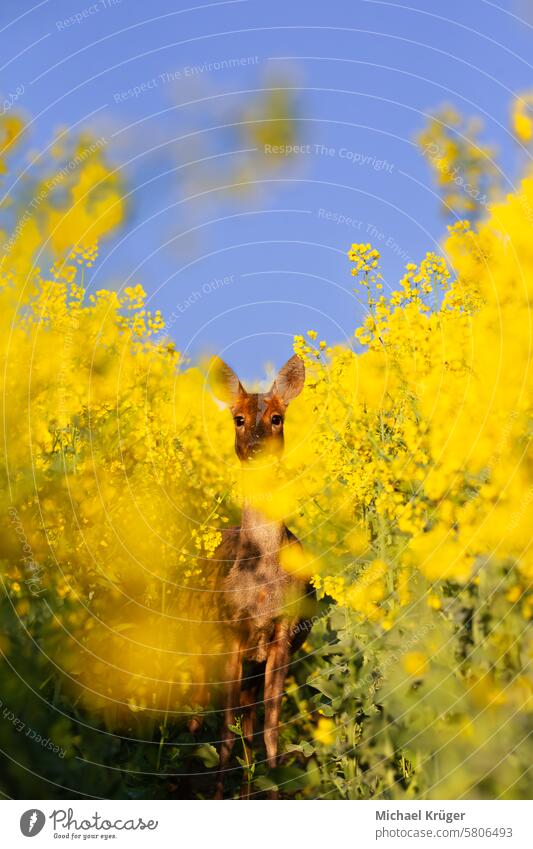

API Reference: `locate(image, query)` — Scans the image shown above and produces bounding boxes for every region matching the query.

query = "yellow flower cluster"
[417,105,499,217]
[282,149,532,800]
[0,105,531,797]
[295,187,531,618]
[511,92,533,144]
[0,117,240,719]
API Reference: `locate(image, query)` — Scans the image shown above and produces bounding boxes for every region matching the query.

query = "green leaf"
[270,765,309,792]
[285,742,315,757]
[329,609,347,631]
[307,674,341,699]
[192,743,219,768]
[253,775,278,792]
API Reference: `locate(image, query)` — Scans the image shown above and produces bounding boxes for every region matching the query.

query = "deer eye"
[234,415,245,428]
[271,414,282,426]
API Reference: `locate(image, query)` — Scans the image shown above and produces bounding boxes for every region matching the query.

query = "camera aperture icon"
[20,809,46,837]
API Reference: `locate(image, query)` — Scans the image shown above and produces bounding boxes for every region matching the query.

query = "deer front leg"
[215,640,243,800]
[263,622,290,770]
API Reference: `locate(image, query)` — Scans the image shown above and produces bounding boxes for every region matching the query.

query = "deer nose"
[248,431,265,457]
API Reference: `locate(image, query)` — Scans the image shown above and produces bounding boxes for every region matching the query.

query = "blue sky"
[2,0,533,380]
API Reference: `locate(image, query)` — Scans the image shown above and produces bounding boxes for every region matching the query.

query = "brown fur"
[208,355,315,798]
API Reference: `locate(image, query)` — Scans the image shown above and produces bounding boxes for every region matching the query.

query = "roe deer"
[209,354,314,799]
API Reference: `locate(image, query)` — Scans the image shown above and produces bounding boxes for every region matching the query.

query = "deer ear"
[209,357,245,406]
[270,354,305,404]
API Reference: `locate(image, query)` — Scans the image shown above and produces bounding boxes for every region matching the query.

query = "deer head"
[210,355,305,462]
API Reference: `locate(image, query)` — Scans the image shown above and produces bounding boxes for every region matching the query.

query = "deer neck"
[240,501,285,556]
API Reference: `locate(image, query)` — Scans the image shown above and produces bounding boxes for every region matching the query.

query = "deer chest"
[222,547,302,661]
